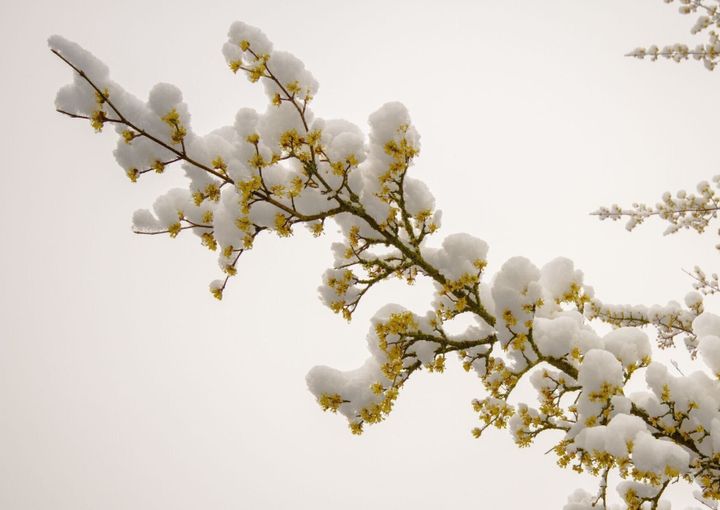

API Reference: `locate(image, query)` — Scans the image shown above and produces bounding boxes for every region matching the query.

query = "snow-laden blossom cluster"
[627,0,720,70]
[586,295,702,351]
[52,21,719,509]
[594,178,720,241]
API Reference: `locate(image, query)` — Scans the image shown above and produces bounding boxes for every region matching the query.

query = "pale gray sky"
[1,1,718,508]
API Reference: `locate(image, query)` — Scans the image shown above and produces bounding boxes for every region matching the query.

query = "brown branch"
[51,49,233,185]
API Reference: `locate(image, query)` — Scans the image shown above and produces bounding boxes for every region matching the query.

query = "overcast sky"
[1,1,719,508]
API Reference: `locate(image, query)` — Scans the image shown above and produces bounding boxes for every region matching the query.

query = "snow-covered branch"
[51,21,720,509]
[627,0,720,70]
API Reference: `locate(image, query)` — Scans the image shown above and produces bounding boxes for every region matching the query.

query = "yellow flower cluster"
[161,108,187,145]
